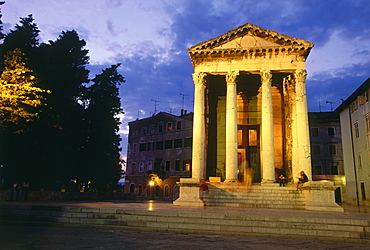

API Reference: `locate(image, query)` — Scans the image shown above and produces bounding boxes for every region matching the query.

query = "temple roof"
[188,23,314,52]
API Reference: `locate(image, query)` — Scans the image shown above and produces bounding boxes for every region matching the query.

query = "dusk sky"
[2,0,370,158]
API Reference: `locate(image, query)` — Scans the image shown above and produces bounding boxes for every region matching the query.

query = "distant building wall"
[124,112,193,200]
[336,78,370,206]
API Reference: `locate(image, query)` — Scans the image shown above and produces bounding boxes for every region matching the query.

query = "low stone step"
[1,205,369,244]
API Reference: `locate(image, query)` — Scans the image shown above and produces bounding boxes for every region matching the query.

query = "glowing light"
[148,200,154,211]
[149,180,155,186]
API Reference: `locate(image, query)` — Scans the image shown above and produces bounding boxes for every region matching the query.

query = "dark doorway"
[238,125,261,182]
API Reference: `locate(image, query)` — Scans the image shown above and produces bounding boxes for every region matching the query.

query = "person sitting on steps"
[296,171,308,191]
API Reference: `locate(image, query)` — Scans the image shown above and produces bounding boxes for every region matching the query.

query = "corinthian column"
[293,69,312,179]
[191,72,207,181]
[261,70,275,183]
[225,70,239,182]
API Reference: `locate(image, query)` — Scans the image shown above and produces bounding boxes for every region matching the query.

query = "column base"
[173,178,205,207]
[302,181,344,212]
[261,179,276,185]
[224,179,238,183]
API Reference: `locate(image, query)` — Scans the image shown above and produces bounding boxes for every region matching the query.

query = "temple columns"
[173,72,207,207]
[260,70,276,183]
[225,71,240,182]
[191,72,207,181]
[293,69,312,179]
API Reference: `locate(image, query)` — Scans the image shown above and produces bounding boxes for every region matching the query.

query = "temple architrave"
[174,23,343,212]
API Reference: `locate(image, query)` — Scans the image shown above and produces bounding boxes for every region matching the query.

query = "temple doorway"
[238,125,261,182]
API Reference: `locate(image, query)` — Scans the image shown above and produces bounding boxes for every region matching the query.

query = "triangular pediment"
[213,35,282,50]
[188,23,313,52]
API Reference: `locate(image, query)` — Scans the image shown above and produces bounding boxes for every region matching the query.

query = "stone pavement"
[1,200,369,249]
[1,225,370,249]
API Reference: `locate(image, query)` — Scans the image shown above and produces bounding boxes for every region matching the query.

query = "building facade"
[124,112,193,201]
[308,112,345,203]
[336,78,370,206]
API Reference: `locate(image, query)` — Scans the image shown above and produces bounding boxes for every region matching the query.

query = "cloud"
[4,0,370,158]
[307,62,370,111]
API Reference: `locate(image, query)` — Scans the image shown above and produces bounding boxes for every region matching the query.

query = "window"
[147,162,153,171]
[158,122,163,133]
[311,127,319,137]
[138,185,143,197]
[174,139,182,148]
[147,142,154,151]
[165,140,173,149]
[357,154,363,171]
[249,129,258,146]
[366,113,370,134]
[167,122,172,131]
[312,145,321,155]
[314,165,322,175]
[129,183,135,194]
[184,137,192,147]
[150,125,155,134]
[176,121,182,130]
[350,100,358,113]
[183,160,191,171]
[133,143,137,153]
[327,127,334,136]
[139,162,144,172]
[131,163,136,174]
[175,160,180,171]
[141,127,147,135]
[155,186,160,197]
[139,143,146,152]
[165,161,171,171]
[156,141,163,150]
[164,185,170,198]
[361,183,366,200]
[329,144,336,155]
[354,122,359,138]
[331,165,338,175]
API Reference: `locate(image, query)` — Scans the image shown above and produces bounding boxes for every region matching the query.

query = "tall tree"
[82,64,124,190]
[32,30,90,189]
[0,1,5,41]
[1,14,39,54]
[0,15,43,188]
[0,48,48,128]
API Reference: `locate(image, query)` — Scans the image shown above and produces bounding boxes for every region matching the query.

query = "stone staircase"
[1,204,369,244]
[203,183,306,209]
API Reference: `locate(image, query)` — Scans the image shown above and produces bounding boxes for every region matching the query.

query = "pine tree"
[82,64,124,190]
[0,48,48,128]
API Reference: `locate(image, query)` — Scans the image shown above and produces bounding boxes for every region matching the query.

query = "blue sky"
[2,0,370,158]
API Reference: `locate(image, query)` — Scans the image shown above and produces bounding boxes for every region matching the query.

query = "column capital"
[192,72,207,85]
[260,70,272,84]
[226,70,240,85]
[294,69,307,83]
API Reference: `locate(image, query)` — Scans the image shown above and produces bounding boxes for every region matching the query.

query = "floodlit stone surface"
[175,23,341,212]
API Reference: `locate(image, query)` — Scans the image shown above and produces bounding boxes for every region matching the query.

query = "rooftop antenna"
[165,107,175,114]
[151,99,160,115]
[326,101,335,112]
[319,99,324,112]
[180,93,189,110]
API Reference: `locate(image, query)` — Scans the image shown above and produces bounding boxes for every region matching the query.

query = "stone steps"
[203,183,306,209]
[1,204,369,243]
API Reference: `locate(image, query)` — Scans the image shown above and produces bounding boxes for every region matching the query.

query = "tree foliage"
[0,48,49,128]
[0,9,124,191]
[81,64,124,189]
